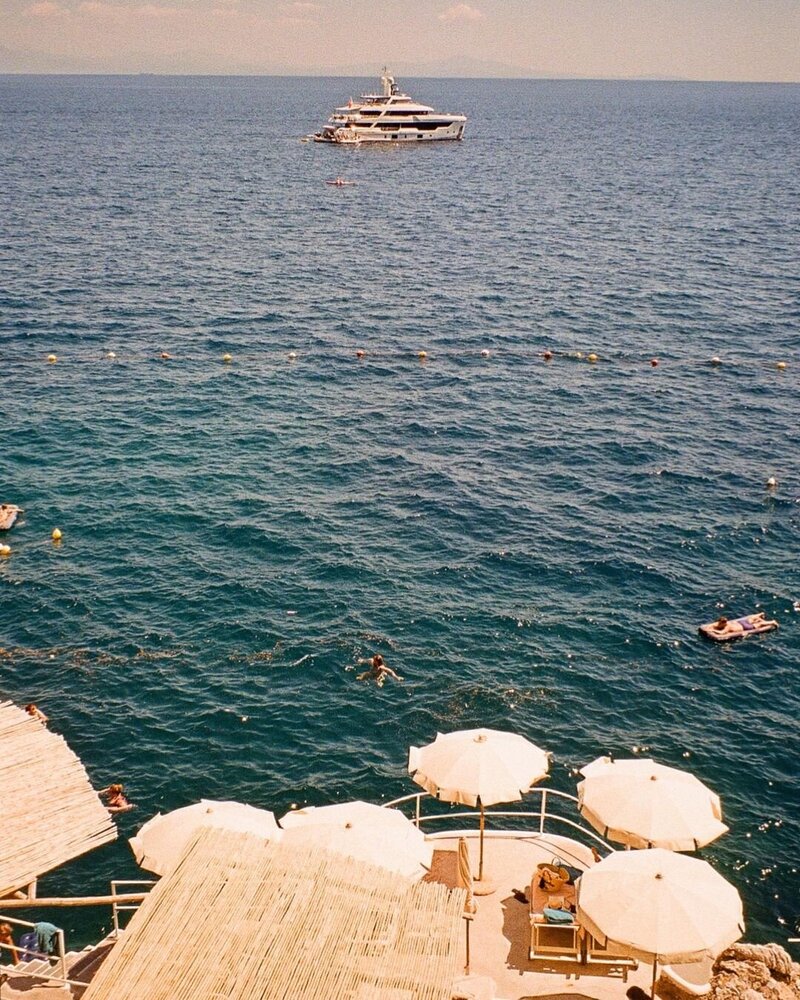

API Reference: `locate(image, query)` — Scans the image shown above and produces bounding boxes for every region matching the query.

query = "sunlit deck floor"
[433,832,655,1000]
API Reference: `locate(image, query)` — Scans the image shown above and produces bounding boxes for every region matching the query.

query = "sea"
[0,74,798,950]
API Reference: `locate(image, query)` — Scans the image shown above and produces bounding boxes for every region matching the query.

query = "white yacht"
[312,69,466,144]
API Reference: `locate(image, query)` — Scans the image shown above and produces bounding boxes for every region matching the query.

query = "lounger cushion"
[543,907,575,924]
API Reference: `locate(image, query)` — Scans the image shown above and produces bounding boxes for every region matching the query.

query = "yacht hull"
[314,123,465,144]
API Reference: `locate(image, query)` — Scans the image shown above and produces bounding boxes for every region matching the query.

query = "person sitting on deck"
[0,923,18,965]
[99,783,132,813]
[356,654,403,686]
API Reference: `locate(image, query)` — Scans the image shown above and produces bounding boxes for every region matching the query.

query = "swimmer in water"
[99,783,133,813]
[24,703,48,725]
[356,654,403,686]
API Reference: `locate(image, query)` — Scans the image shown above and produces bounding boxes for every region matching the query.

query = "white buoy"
[710,356,722,365]
[766,477,777,489]
[777,361,787,370]
[288,352,297,361]
[107,351,117,359]
[481,349,490,357]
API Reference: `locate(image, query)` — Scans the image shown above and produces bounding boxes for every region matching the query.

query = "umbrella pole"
[473,800,496,895]
[478,800,485,883]
[651,957,658,998]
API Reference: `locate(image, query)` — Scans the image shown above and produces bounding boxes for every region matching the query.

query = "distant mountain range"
[0,46,701,80]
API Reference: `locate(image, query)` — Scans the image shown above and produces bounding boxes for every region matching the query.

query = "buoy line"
[7,350,793,370]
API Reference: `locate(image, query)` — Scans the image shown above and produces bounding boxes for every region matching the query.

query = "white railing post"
[111,882,120,937]
[415,795,421,828]
[539,789,547,833]
[57,928,66,982]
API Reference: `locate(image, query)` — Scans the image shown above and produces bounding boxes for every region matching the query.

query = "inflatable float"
[699,614,778,642]
[0,505,21,531]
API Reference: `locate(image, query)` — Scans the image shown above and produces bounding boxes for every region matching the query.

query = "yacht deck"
[431,831,655,1000]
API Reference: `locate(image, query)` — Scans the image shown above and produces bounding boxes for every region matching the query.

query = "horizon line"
[1,71,799,85]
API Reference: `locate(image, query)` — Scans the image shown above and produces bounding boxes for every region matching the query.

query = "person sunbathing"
[712,614,777,637]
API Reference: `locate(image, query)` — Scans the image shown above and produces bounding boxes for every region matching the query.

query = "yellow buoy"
[0,544,10,556]
[418,351,427,360]
[777,361,787,370]
[587,353,598,363]
[47,354,57,364]
[51,528,62,541]
[222,353,232,363]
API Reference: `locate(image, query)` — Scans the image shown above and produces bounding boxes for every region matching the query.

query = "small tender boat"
[0,504,21,531]
[325,177,356,187]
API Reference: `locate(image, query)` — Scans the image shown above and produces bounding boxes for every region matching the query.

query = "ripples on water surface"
[0,75,799,945]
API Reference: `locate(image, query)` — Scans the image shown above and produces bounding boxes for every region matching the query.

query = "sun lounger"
[699,614,778,642]
[528,874,580,961]
[582,931,639,982]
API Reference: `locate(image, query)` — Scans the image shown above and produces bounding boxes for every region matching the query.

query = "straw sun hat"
[537,862,569,890]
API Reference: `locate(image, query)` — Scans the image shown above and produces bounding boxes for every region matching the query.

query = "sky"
[1,0,799,80]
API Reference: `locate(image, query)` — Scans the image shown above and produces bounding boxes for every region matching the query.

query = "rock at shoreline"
[709,943,800,999]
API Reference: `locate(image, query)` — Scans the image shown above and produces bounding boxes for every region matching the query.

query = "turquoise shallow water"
[0,75,799,948]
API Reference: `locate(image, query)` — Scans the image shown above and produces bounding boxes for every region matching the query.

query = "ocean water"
[0,75,799,949]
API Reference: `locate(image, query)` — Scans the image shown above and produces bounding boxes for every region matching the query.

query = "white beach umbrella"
[408,728,550,888]
[577,757,729,851]
[130,799,281,876]
[577,847,744,996]
[279,800,433,880]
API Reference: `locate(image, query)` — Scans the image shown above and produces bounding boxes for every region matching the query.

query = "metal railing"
[383,786,612,853]
[0,914,67,985]
[111,879,155,935]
